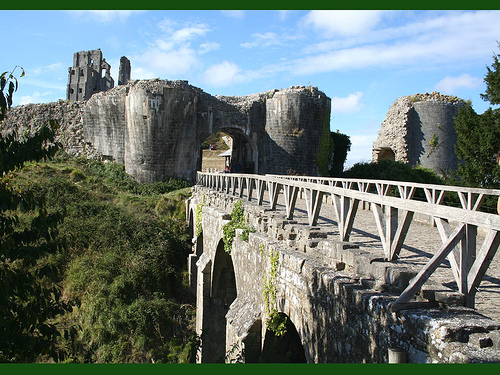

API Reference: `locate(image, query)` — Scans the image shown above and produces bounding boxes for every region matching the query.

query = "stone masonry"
[3,80,331,184]
[372,92,465,175]
[187,187,500,363]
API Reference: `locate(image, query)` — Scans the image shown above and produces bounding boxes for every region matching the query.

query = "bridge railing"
[196,171,500,309]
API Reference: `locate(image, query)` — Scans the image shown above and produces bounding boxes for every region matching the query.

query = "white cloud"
[199,42,221,54]
[241,32,297,49]
[331,92,363,114]
[19,91,53,105]
[302,10,384,37]
[220,10,245,19]
[29,62,64,77]
[434,74,482,93]
[137,46,199,76]
[134,19,212,78]
[68,10,143,23]
[203,61,241,87]
[295,10,500,76]
[170,24,210,43]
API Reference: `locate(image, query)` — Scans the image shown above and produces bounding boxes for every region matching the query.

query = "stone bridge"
[186,172,500,363]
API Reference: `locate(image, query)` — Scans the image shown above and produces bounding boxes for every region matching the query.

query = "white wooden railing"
[196,172,500,309]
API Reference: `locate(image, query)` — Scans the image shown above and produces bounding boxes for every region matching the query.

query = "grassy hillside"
[6,152,197,363]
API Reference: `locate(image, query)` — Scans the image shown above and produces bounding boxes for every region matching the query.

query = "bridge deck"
[246,191,500,322]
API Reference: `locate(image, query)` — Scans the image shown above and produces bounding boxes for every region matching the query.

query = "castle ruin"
[372,92,465,175]
[66,49,131,102]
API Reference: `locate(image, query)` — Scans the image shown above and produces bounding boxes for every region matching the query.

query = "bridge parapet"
[196,172,500,310]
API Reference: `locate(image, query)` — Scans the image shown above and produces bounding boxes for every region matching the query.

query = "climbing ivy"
[262,247,288,337]
[195,195,205,237]
[222,200,253,253]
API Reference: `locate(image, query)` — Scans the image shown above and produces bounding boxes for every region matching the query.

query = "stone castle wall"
[372,92,465,174]
[2,80,330,183]
[1,100,87,157]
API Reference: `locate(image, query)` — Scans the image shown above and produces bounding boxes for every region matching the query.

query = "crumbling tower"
[118,56,131,86]
[66,49,114,101]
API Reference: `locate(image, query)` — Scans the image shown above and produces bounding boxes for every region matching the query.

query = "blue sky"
[2,9,500,167]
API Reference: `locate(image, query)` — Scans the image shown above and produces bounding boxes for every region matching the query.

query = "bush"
[343,160,444,185]
[7,156,197,363]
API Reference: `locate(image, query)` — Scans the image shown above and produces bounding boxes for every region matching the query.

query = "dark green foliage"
[9,156,197,363]
[330,130,351,177]
[454,46,500,189]
[454,105,500,188]
[315,108,351,177]
[1,68,70,362]
[344,159,444,185]
[480,42,500,105]
[315,109,334,177]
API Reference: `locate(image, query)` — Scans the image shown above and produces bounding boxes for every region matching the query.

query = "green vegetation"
[222,200,253,254]
[195,195,205,238]
[200,131,230,151]
[262,247,287,337]
[454,44,500,189]
[344,159,443,185]
[4,154,197,363]
[1,70,197,363]
[315,107,351,177]
[1,66,69,363]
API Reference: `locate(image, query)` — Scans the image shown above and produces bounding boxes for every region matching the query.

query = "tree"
[481,42,500,105]
[454,45,500,188]
[0,67,70,362]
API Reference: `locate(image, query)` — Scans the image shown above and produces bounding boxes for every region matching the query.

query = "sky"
[2,9,500,168]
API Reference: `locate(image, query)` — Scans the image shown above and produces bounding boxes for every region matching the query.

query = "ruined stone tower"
[372,92,465,175]
[66,49,114,102]
[118,56,131,86]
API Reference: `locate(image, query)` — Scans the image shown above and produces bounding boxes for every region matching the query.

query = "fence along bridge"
[197,171,500,315]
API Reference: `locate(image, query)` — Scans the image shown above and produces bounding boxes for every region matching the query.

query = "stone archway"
[207,239,237,362]
[261,313,307,363]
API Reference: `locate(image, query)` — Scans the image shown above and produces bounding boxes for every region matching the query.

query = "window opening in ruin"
[71,70,75,75]
[376,147,396,162]
[78,88,82,93]
[261,313,306,363]
[80,70,84,76]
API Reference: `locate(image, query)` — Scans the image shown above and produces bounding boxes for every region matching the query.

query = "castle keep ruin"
[66,49,131,102]
[372,92,465,174]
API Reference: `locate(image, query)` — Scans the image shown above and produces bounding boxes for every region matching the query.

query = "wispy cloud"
[302,10,385,37]
[19,91,54,105]
[331,92,363,114]
[241,32,298,49]
[287,11,500,76]
[68,10,144,23]
[199,42,220,54]
[220,10,245,19]
[134,19,211,78]
[434,73,483,94]
[28,62,64,77]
